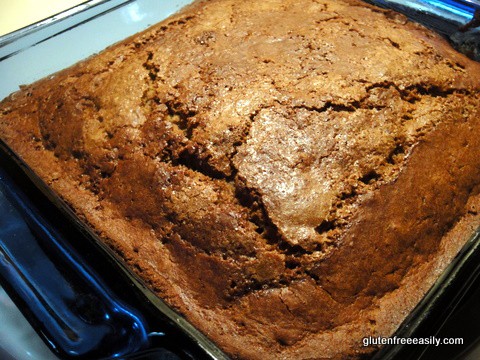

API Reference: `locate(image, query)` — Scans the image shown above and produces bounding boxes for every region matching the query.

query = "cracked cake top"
[1,0,480,358]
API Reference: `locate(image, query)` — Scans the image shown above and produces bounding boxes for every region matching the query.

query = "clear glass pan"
[0,0,479,359]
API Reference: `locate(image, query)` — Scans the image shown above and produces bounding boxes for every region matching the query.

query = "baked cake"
[1,0,480,358]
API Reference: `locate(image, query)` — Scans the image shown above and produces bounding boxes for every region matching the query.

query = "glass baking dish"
[0,0,479,359]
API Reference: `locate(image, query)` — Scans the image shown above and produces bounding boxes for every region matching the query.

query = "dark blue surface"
[0,165,149,359]
[0,1,479,359]
[371,0,479,17]
[427,0,478,15]
[0,143,218,360]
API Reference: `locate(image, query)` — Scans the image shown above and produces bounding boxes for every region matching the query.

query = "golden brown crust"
[1,0,480,358]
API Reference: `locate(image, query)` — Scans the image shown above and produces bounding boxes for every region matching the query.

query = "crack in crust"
[2,1,480,356]
[36,69,477,300]
[32,7,479,299]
